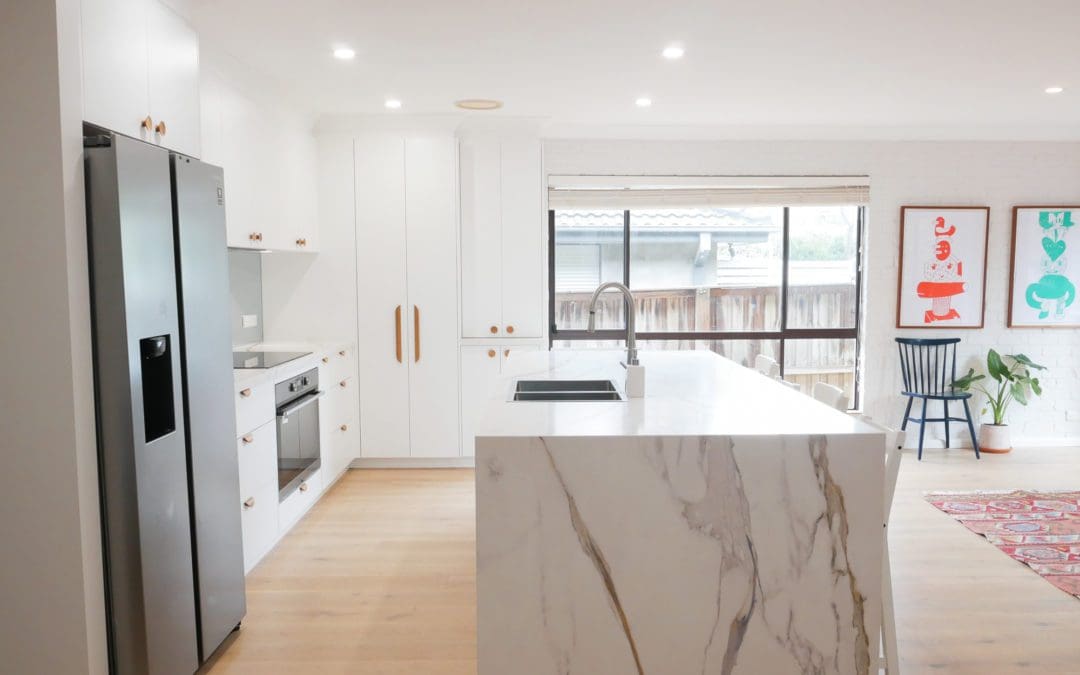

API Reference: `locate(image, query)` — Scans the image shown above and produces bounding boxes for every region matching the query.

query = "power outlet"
[241,314,258,329]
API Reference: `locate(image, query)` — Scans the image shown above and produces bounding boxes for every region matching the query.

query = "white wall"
[544,139,1080,446]
[0,0,107,672]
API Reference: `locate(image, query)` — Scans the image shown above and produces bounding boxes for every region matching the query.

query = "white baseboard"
[349,457,476,469]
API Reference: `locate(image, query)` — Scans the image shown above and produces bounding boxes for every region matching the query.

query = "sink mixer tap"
[587,281,639,366]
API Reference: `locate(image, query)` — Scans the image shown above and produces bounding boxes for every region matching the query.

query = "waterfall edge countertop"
[476,349,880,438]
[475,349,886,675]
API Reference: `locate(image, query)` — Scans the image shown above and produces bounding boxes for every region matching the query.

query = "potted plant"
[952,350,1046,453]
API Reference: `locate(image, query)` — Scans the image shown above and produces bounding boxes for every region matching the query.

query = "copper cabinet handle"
[504,349,510,357]
[249,233,258,241]
[487,349,496,358]
[296,238,304,247]
[299,482,309,493]
[140,116,153,131]
[322,356,330,364]
[241,434,253,444]
[239,388,252,398]
[338,350,346,357]
[340,424,348,432]
[257,233,263,242]
[489,325,498,334]
[154,120,167,135]
[506,325,515,334]
[413,306,420,362]
[339,380,347,388]
[394,306,403,363]
[243,497,255,509]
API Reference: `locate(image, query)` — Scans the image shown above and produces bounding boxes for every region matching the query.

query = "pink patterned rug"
[926,490,1080,599]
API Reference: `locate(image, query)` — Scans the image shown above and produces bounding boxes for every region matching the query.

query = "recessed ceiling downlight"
[333,47,355,60]
[662,45,685,60]
[455,99,503,111]
[635,97,652,108]
[385,99,402,109]
[1046,86,1064,94]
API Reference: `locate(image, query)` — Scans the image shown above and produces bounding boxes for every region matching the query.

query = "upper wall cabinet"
[199,69,318,252]
[82,0,201,157]
[460,136,543,339]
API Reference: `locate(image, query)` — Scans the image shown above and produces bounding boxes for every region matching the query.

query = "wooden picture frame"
[896,206,989,329]
[1008,206,1080,328]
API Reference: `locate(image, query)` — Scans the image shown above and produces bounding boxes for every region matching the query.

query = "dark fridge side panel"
[172,154,247,661]
[86,135,200,675]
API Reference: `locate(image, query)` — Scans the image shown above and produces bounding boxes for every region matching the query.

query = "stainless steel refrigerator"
[85,131,246,675]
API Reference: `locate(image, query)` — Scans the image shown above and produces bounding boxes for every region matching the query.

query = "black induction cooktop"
[232,351,311,369]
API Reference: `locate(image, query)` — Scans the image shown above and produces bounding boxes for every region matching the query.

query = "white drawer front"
[240,479,278,574]
[237,420,276,500]
[278,468,322,533]
[235,379,274,435]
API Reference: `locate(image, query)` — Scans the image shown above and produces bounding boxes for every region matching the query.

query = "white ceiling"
[190,0,1080,138]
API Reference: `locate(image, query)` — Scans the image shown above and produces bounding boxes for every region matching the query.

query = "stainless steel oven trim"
[276,390,324,417]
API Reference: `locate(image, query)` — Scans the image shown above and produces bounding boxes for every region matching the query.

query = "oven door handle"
[276,390,325,418]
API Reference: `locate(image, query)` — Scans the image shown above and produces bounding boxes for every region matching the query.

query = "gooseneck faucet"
[587,282,639,366]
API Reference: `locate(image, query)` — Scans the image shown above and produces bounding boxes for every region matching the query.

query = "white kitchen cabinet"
[81,0,151,143]
[239,479,278,574]
[145,0,200,157]
[459,136,543,339]
[202,69,319,252]
[460,344,541,456]
[82,0,200,156]
[355,135,461,458]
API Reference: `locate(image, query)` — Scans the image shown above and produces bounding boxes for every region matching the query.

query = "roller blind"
[548,175,870,209]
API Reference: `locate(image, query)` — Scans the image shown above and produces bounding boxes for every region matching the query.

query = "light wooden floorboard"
[204,449,1080,674]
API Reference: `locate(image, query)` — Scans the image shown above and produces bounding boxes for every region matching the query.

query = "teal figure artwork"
[1010,208,1080,327]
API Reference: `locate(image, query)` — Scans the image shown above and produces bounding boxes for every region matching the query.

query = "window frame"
[548,206,866,406]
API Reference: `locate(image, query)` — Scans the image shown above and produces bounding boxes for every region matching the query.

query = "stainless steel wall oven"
[275,367,322,498]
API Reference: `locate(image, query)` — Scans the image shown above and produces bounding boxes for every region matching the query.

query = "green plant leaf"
[952,368,984,390]
[1031,378,1043,396]
[1009,353,1046,370]
[987,349,1006,382]
[1011,381,1029,406]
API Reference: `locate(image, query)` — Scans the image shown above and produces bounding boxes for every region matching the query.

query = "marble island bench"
[475,350,885,675]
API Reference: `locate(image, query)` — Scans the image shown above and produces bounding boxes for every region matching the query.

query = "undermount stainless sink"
[512,379,624,402]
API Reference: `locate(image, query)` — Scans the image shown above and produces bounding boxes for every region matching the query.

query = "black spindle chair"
[895,337,981,460]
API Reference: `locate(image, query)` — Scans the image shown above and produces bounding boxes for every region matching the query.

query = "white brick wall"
[545,139,1080,446]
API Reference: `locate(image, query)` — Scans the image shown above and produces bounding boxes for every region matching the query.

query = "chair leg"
[917,399,928,460]
[943,400,950,449]
[963,399,980,459]
[882,531,899,674]
[900,397,913,431]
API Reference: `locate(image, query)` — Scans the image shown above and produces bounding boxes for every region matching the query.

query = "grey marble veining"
[477,432,883,675]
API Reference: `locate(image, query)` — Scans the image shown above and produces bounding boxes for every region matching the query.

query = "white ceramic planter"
[978,423,1012,454]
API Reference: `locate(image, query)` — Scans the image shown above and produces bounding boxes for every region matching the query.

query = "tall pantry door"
[355,136,412,458]
[404,137,461,457]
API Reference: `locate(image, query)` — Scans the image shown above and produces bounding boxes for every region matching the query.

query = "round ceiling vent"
[455,99,503,111]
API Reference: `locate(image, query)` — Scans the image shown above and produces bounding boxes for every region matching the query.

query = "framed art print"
[897,206,989,328]
[1009,206,1079,327]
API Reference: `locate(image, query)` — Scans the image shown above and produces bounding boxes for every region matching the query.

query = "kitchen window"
[549,201,866,407]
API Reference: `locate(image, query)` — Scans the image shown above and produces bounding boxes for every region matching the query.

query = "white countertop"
[232,340,351,384]
[476,349,880,438]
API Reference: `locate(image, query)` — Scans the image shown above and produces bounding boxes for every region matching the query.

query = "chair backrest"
[754,354,780,378]
[812,381,849,410]
[895,337,961,396]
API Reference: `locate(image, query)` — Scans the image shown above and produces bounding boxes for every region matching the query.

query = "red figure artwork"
[917,216,965,323]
